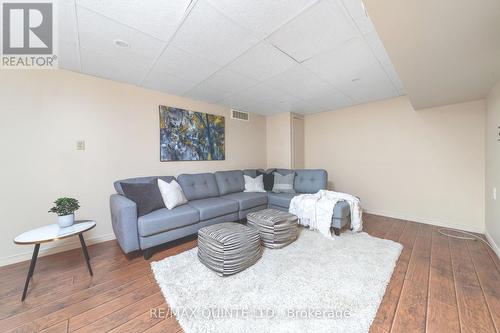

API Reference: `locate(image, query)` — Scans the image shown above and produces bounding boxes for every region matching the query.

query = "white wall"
[486,81,500,256]
[266,112,292,169]
[0,70,267,266]
[305,96,486,232]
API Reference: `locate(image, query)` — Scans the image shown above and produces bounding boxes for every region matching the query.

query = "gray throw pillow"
[121,180,165,216]
[272,172,296,193]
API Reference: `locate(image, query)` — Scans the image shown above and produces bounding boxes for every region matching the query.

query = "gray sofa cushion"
[268,192,350,218]
[214,170,245,195]
[268,192,298,208]
[222,192,268,210]
[188,197,239,220]
[137,205,199,237]
[294,169,327,193]
[177,173,220,201]
[114,176,175,195]
[243,169,265,177]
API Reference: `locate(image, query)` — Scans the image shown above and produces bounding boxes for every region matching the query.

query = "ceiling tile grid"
[76,7,166,85]
[57,0,405,115]
[76,0,192,42]
[267,0,359,63]
[169,0,260,67]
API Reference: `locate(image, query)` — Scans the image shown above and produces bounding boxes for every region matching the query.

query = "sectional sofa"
[110,169,351,259]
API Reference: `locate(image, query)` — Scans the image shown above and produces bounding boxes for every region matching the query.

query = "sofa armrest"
[110,194,140,253]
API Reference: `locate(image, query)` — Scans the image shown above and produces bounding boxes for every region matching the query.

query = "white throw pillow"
[157,179,188,210]
[244,175,266,193]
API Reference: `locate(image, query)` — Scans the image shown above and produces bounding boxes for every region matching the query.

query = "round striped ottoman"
[197,222,262,276]
[247,209,299,249]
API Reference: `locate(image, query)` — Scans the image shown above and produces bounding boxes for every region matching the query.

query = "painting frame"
[159,105,225,162]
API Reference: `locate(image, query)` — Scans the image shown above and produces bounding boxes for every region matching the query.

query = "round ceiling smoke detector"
[113,39,130,48]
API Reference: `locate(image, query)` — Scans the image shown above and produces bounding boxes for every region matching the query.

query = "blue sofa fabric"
[187,197,239,220]
[110,168,350,254]
[138,205,199,237]
[177,173,220,201]
[214,170,245,195]
[222,192,268,210]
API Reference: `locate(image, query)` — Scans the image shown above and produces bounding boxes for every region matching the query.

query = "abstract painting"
[159,106,225,161]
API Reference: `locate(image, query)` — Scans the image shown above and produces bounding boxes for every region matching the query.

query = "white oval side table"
[14,220,96,301]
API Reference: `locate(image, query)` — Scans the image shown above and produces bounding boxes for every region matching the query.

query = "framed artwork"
[159,105,225,161]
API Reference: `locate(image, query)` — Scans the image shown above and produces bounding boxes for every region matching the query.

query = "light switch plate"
[494,187,497,201]
[76,140,86,151]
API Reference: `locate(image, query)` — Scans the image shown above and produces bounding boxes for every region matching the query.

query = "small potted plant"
[49,197,80,228]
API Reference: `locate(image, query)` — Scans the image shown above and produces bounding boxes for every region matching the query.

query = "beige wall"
[305,96,486,232]
[0,70,267,265]
[266,112,292,169]
[486,81,500,254]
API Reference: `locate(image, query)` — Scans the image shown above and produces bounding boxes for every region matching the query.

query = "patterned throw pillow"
[272,172,296,193]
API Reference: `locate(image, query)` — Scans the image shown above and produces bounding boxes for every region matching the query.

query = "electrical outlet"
[76,140,85,151]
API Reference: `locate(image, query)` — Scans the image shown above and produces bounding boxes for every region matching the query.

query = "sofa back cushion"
[243,169,265,177]
[177,173,220,200]
[294,169,327,193]
[214,170,245,195]
[114,176,175,195]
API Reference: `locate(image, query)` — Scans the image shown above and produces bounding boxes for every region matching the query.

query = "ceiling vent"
[231,109,249,121]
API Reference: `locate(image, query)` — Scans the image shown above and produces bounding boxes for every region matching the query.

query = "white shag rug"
[151,229,402,333]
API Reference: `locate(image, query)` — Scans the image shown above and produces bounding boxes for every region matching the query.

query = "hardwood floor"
[0,214,498,333]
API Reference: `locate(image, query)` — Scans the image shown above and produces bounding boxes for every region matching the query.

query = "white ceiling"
[364,0,500,110]
[58,0,404,115]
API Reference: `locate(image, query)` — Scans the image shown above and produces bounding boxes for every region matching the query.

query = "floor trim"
[485,230,500,259]
[0,233,116,267]
[364,209,484,234]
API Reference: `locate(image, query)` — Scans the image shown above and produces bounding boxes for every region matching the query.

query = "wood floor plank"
[39,320,69,333]
[107,303,168,333]
[466,238,500,332]
[449,237,496,333]
[390,224,432,333]
[72,293,165,333]
[426,228,460,333]
[68,282,161,332]
[371,221,409,331]
[0,273,151,332]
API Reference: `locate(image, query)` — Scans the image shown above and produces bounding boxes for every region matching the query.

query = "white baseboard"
[0,233,116,267]
[363,209,485,234]
[485,231,500,259]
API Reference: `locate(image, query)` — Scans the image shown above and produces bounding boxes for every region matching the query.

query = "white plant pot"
[58,214,74,228]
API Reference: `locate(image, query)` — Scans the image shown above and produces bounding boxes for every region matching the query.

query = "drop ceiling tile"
[303,37,378,84]
[76,0,191,41]
[170,1,259,66]
[183,85,232,104]
[197,68,258,96]
[77,6,165,85]
[206,0,317,37]
[265,64,351,105]
[58,41,81,72]
[57,0,80,71]
[332,64,398,103]
[145,46,222,83]
[340,0,374,34]
[225,41,297,81]
[142,72,197,96]
[268,0,359,62]
[223,82,302,113]
[364,32,405,95]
